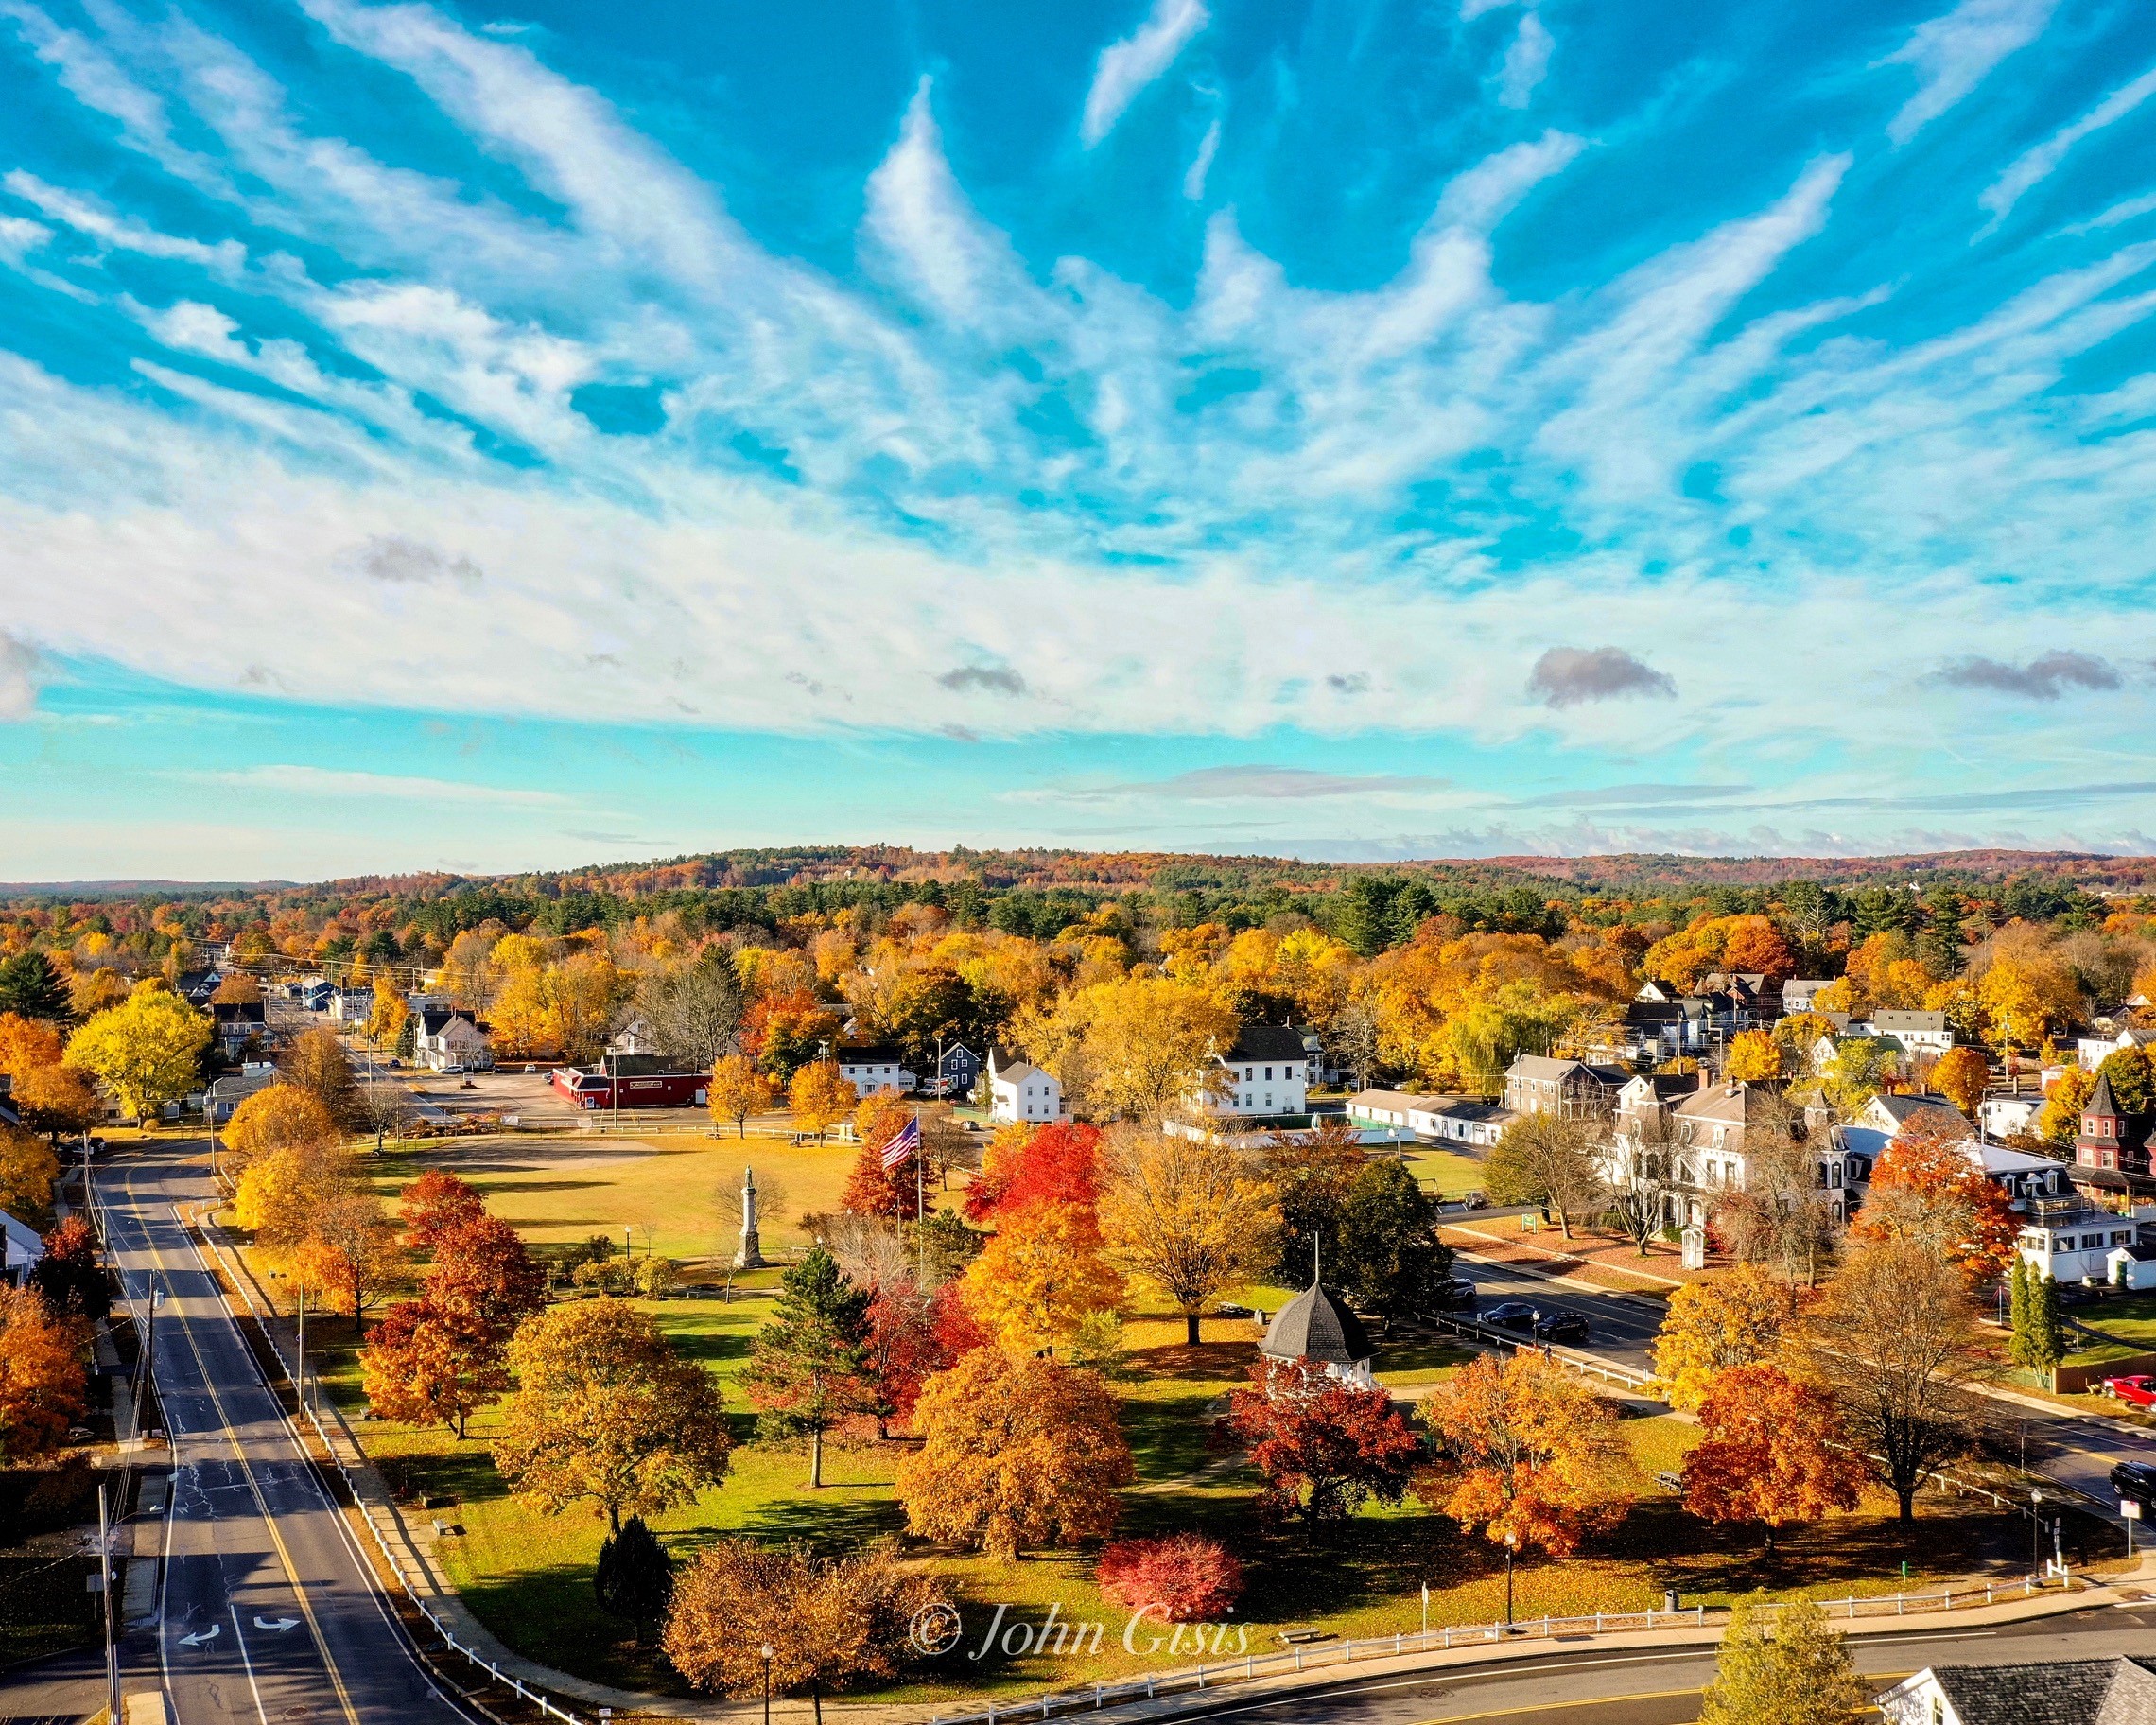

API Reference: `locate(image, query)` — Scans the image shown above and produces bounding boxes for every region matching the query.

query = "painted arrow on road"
[179,1624,221,1647]
[253,1616,300,1631]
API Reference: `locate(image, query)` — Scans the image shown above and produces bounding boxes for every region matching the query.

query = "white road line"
[228,1603,271,1725]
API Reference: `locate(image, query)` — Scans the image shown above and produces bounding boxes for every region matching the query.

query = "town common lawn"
[354,1127,879,1267]
[257,1139,2089,1704]
[284,1277,2072,1703]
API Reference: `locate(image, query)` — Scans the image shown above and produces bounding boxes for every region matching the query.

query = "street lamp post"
[2032,1488,2044,1577]
[1503,1532,1518,1629]
[760,1644,774,1725]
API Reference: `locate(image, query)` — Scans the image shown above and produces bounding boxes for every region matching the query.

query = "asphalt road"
[1152,1598,2156,1723]
[1451,1256,1664,1375]
[1447,1241,2156,1514]
[95,1138,480,1725]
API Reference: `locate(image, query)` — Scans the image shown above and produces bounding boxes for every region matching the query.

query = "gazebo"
[1259,1274,1375,1388]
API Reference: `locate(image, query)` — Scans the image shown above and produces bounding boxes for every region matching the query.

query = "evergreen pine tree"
[2031,1274,2068,1376]
[594,1516,674,1645]
[0,952,71,1022]
[740,1247,874,1488]
[2008,1257,2033,1370]
[1698,1598,1868,1725]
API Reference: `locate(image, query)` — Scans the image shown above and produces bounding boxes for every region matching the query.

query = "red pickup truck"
[2101,1374,2156,1408]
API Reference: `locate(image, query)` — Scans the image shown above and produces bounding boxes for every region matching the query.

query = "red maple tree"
[1680,1364,1859,1552]
[397,1169,486,1251]
[962,1121,1103,1225]
[1222,1358,1420,1535]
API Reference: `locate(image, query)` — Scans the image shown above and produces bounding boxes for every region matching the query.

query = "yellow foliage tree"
[491,1298,732,1533]
[65,984,211,1126]
[222,1083,337,1177]
[1018,972,1238,1123]
[1098,1130,1278,1345]
[1723,1029,1782,1083]
[788,1061,856,1140]
[961,1205,1124,1356]
[0,1127,61,1223]
[235,1141,354,1261]
[1649,1264,1803,1413]
[707,1054,776,1138]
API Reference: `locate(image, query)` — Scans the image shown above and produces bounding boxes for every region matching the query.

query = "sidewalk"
[984,1558,2156,1725]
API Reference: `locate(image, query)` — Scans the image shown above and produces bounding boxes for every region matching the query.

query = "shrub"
[1095,1534,1243,1622]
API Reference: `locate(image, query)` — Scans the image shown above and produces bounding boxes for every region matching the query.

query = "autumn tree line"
[4,871,2150,1116]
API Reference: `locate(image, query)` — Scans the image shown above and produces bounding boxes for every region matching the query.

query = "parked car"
[1429,1277,1478,1312]
[1216,1302,1256,1320]
[1482,1300,1539,1331]
[2112,1461,2156,1507]
[2105,1375,2156,1409]
[1532,1312,1591,1346]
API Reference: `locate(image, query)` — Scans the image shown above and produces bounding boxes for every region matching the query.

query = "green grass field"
[271,1125,2094,1704]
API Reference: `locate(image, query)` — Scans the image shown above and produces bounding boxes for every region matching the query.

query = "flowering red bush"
[1095,1534,1243,1622]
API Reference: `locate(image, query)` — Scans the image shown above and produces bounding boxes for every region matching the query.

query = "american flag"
[879,1114,921,1171]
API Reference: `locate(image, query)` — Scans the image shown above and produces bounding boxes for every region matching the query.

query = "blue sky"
[5,0,2156,880]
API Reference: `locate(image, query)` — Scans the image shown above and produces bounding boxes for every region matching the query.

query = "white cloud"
[863,79,1039,334]
[1183,116,1221,200]
[3,170,245,271]
[195,765,574,806]
[1081,0,1208,148]
[1498,12,1554,109]
[1885,0,2057,146]
[1980,63,2156,226]
[0,633,41,719]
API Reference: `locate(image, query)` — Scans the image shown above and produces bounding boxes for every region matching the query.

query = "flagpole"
[913,1112,925,1285]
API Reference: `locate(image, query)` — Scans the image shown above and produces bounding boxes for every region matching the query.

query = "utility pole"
[98,1479,118,1724]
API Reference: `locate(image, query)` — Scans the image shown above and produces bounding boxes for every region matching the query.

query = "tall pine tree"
[741,1247,874,1488]
[0,953,71,1022]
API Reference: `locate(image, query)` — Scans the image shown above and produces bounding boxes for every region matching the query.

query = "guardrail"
[1421,1311,1656,1390]
[926,1577,2078,1725]
[187,1207,589,1725]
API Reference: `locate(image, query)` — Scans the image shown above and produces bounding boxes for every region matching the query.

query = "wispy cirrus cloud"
[1497,14,1554,109]
[193,766,574,806]
[1980,63,2156,227]
[1884,0,2058,146]
[1081,0,1208,148]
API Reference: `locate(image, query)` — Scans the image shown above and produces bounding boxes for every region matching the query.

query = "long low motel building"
[1346,1089,1516,1148]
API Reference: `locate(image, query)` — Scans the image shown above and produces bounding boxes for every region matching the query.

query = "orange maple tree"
[895,1348,1134,1559]
[0,1282,85,1461]
[1679,1364,1859,1553]
[1417,1351,1631,1558]
[1929,1047,1991,1121]
[1852,1109,2018,1281]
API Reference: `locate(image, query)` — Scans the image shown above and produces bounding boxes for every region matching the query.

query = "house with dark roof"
[1877,1654,2156,1724]
[211,1000,266,1057]
[2075,1071,2155,1186]
[835,1044,916,1098]
[1190,1024,1314,1120]
[1503,1055,1628,1121]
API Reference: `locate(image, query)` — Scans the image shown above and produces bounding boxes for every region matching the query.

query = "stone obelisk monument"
[732,1165,766,1270]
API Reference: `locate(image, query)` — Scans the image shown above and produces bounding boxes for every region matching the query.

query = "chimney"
[1697,1064,1710,1092]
